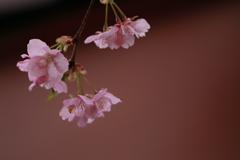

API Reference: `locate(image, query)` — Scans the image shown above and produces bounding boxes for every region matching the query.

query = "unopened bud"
[66,64,87,81]
[103,24,109,32]
[100,0,109,4]
[56,36,74,52]
[76,64,87,75]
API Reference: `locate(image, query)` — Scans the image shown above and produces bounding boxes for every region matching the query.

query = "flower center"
[98,98,106,110]
[68,101,86,115]
[38,54,55,67]
[68,105,76,113]
[77,102,85,112]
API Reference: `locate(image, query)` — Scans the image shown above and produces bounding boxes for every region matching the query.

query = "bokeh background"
[0,0,240,159]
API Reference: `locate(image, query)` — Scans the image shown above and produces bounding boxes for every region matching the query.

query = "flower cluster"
[16,0,149,127]
[59,89,121,127]
[85,17,150,49]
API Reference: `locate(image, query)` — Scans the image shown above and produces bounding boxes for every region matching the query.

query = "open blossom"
[84,17,150,49]
[59,89,121,127]
[91,88,122,118]
[16,39,69,93]
[59,95,95,127]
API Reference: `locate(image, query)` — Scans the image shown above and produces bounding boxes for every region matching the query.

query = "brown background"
[0,0,240,159]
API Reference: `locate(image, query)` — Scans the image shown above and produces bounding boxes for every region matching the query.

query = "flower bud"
[56,36,74,52]
[100,0,109,4]
[65,64,87,81]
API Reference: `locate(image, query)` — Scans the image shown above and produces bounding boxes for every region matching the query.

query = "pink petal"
[40,81,53,90]
[28,57,46,77]
[103,26,119,38]
[131,19,150,37]
[87,118,95,124]
[63,97,81,108]
[107,26,132,49]
[21,54,29,58]
[27,39,48,57]
[92,89,108,101]
[127,25,139,37]
[53,53,69,74]
[53,81,67,93]
[107,34,121,49]
[28,72,37,81]
[35,75,48,85]
[67,114,75,122]
[78,95,94,107]
[84,34,100,44]
[85,26,119,48]
[43,47,60,56]
[103,92,122,104]
[123,35,135,48]
[85,105,98,119]
[59,101,78,122]
[59,107,71,120]
[95,111,104,118]
[28,83,36,91]
[47,63,62,82]
[102,100,112,112]
[17,59,29,72]
[94,38,108,49]
[75,116,88,127]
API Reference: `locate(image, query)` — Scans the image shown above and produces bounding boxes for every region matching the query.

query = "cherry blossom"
[59,95,95,127]
[84,17,150,49]
[17,39,69,93]
[91,88,122,118]
[59,89,121,127]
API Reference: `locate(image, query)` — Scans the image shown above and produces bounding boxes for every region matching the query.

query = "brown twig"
[69,0,96,65]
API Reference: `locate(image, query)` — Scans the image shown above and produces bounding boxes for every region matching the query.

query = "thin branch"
[69,0,96,64]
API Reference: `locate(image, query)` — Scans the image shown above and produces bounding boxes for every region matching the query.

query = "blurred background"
[0,0,240,160]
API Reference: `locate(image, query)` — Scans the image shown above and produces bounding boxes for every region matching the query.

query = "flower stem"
[49,43,59,49]
[112,2,126,19]
[103,2,109,31]
[69,0,95,64]
[77,72,84,95]
[110,2,119,20]
[56,45,63,50]
[83,76,97,94]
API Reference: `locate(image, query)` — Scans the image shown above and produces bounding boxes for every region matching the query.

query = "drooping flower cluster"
[16,0,150,128]
[17,39,69,93]
[84,17,150,49]
[59,89,121,127]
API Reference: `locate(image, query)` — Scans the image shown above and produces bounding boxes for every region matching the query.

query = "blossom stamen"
[68,105,76,113]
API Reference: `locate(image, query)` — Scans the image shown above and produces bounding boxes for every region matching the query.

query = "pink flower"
[17,39,69,93]
[59,89,121,127]
[59,95,94,127]
[91,89,122,118]
[84,17,150,49]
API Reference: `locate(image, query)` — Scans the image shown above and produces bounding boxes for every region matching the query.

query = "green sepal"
[45,89,58,102]
[61,74,66,81]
